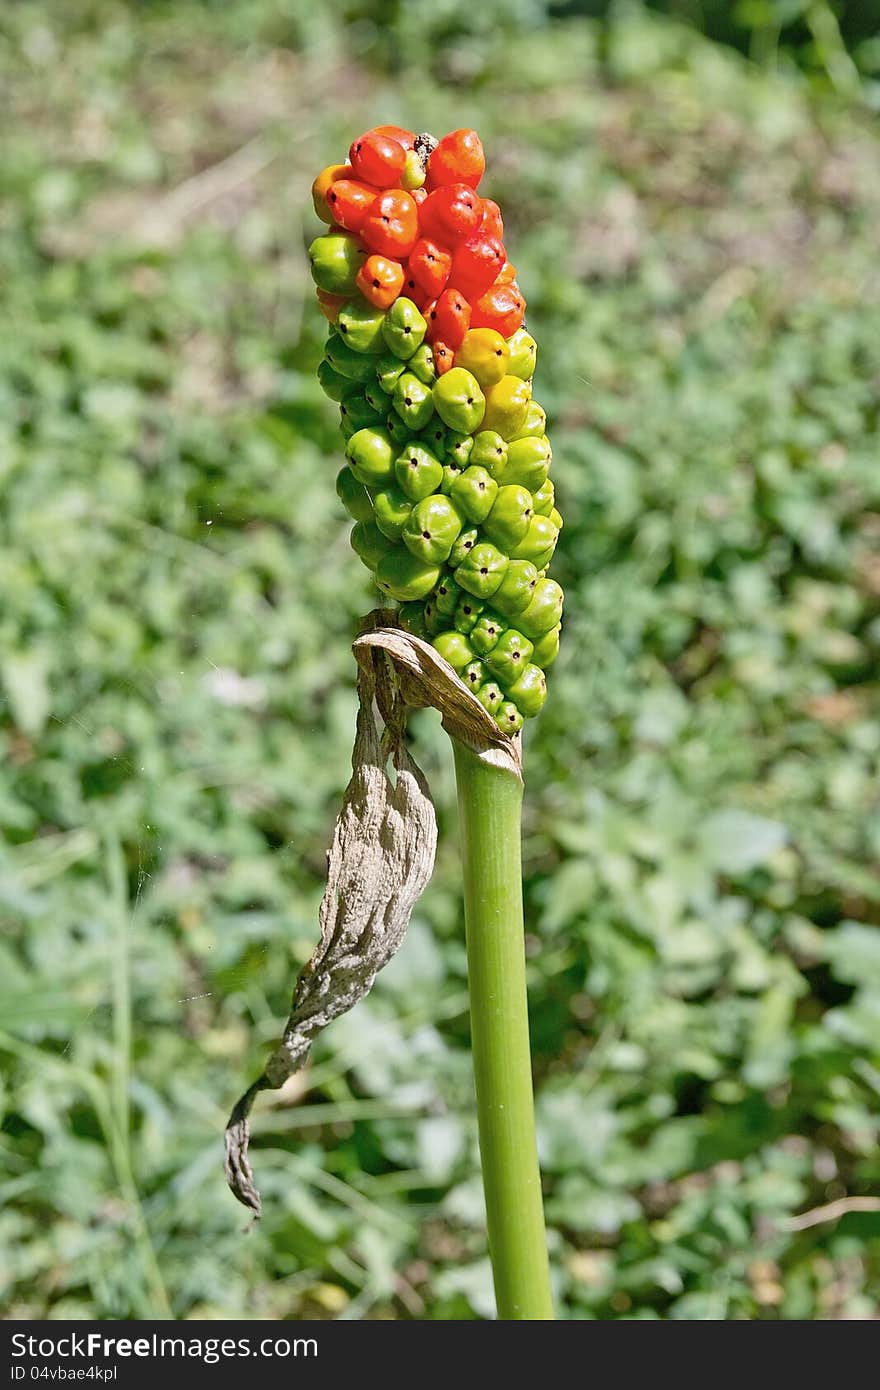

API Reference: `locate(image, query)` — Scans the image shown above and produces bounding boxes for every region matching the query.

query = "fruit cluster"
[309,125,563,732]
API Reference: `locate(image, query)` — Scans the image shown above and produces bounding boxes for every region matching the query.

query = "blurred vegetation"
[2,0,879,1320]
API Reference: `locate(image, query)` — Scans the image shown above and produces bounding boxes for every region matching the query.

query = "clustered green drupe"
[314,287,562,732]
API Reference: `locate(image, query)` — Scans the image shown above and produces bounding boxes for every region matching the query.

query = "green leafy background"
[2,0,879,1320]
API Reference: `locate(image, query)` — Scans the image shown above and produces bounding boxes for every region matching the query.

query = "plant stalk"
[452,737,554,1320]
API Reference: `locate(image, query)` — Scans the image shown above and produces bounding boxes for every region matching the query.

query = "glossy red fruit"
[470,282,526,338]
[374,124,416,150]
[433,341,454,376]
[401,272,432,311]
[418,184,482,245]
[428,129,485,189]
[427,287,471,349]
[480,198,504,239]
[408,238,453,297]
[450,235,506,300]
[411,186,428,206]
[326,178,375,233]
[356,254,405,309]
[361,189,419,258]
[349,130,406,186]
[496,261,517,284]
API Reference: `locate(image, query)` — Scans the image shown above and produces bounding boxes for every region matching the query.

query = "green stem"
[452,738,554,1320]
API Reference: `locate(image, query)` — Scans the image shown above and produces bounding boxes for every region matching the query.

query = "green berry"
[549,507,563,531]
[470,611,505,655]
[517,578,564,638]
[375,549,440,601]
[350,520,394,570]
[440,462,465,495]
[532,478,555,516]
[325,333,377,383]
[450,465,498,523]
[382,297,427,359]
[496,701,524,734]
[385,411,413,445]
[509,514,559,565]
[434,574,462,615]
[407,343,437,386]
[398,602,428,638]
[449,526,479,568]
[318,358,349,401]
[454,593,483,634]
[475,680,504,715]
[422,419,449,455]
[492,559,539,617]
[373,484,414,540]
[461,659,487,693]
[455,541,509,599]
[375,352,407,393]
[504,435,551,491]
[308,230,367,295]
[393,371,435,431]
[339,389,384,439]
[469,430,508,479]
[504,662,547,717]
[432,630,475,672]
[433,368,485,434]
[531,623,561,669]
[402,495,464,564]
[336,466,373,522]
[486,628,534,684]
[337,299,387,354]
[395,442,444,500]
[483,484,534,549]
[506,329,538,380]
[423,597,444,635]
[363,379,387,414]
[345,425,395,487]
[508,400,546,440]
[445,431,474,468]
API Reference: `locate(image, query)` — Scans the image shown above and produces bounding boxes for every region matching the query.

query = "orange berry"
[356,255,405,309]
[312,163,351,222]
[326,178,376,233]
[427,287,471,349]
[374,124,416,151]
[315,288,348,323]
[408,237,452,298]
[470,283,525,338]
[428,129,485,189]
[361,188,419,258]
[433,341,455,376]
[349,130,406,187]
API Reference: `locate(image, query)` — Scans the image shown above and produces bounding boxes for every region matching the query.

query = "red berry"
[408,237,453,297]
[480,199,504,239]
[325,178,375,233]
[470,282,525,338]
[361,189,419,257]
[373,124,416,151]
[427,287,471,348]
[433,341,454,376]
[402,272,431,311]
[496,261,517,284]
[356,254,405,309]
[349,130,406,187]
[419,184,482,245]
[450,235,506,300]
[412,186,429,206]
[428,129,485,189]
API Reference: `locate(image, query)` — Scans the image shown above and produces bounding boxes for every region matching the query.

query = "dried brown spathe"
[224,613,519,1216]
